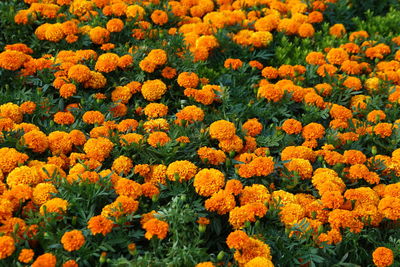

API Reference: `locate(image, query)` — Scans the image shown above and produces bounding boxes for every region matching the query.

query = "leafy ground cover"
[0,0,400,266]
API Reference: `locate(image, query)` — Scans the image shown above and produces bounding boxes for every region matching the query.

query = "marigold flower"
[166,160,197,182]
[329,24,346,38]
[48,131,73,155]
[177,72,199,88]
[194,168,225,197]
[224,58,243,70]
[89,26,110,45]
[0,235,15,259]
[209,120,236,140]
[82,110,105,125]
[257,84,284,102]
[205,189,236,215]
[61,230,85,252]
[302,122,325,140]
[114,178,142,199]
[22,130,48,153]
[95,53,119,73]
[67,64,91,83]
[54,111,75,125]
[0,102,23,123]
[143,218,169,239]
[226,230,250,250]
[59,83,77,99]
[33,183,58,206]
[282,119,302,134]
[40,197,68,215]
[197,147,226,165]
[83,137,114,162]
[326,48,349,65]
[229,203,267,229]
[343,76,362,91]
[141,79,168,101]
[372,247,394,267]
[32,253,57,267]
[18,248,34,263]
[378,197,400,220]
[242,118,263,136]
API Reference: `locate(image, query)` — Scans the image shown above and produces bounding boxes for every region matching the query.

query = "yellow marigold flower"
[143,218,169,239]
[33,183,58,206]
[126,4,145,20]
[40,197,68,215]
[372,247,394,267]
[141,79,168,101]
[166,160,197,182]
[147,131,171,147]
[144,103,168,118]
[209,120,236,140]
[87,215,114,236]
[205,189,236,215]
[18,248,34,263]
[0,102,23,123]
[177,72,199,88]
[84,137,114,162]
[95,53,119,73]
[31,253,57,267]
[61,230,85,252]
[67,64,91,83]
[22,130,49,153]
[0,235,15,259]
[194,168,225,197]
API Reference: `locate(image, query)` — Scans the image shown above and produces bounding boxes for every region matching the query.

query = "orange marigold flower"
[161,66,177,79]
[67,64,91,83]
[88,215,114,236]
[229,203,267,229]
[343,150,366,165]
[372,247,394,267]
[306,52,326,65]
[106,18,124,32]
[82,110,105,125]
[298,23,315,38]
[175,105,204,125]
[225,179,243,196]
[367,110,386,123]
[0,102,23,123]
[378,197,400,220]
[111,156,133,176]
[257,84,284,102]
[151,10,168,25]
[18,248,34,263]
[61,230,85,252]
[95,53,119,73]
[143,218,169,239]
[0,235,15,259]
[144,103,168,118]
[302,122,325,140]
[209,120,236,140]
[59,83,77,99]
[32,253,57,267]
[326,48,349,65]
[166,160,197,182]
[177,72,199,88]
[343,76,362,91]
[141,79,168,101]
[20,101,36,114]
[261,66,279,79]
[89,26,110,45]
[63,260,78,267]
[205,189,236,215]
[54,112,75,125]
[147,131,170,147]
[374,123,393,138]
[40,197,68,215]
[224,58,243,70]
[197,147,226,165]
[141,182,159,198]
[240,184,270,205]
[194,168,225,197]
[83,137,114,162]
[329,24,346,38]
[242,118,263,136]
[282,119,302,134]
[22,130,49,153]
[226,230,250,250]
[147,49,168,66]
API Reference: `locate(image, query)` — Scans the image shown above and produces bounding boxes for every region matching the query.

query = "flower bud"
[217,251,225,261]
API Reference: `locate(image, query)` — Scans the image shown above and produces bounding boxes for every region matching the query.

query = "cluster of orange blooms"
[1,0,400,266]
